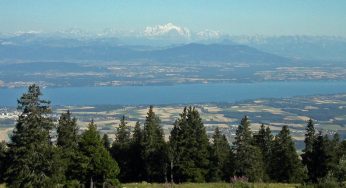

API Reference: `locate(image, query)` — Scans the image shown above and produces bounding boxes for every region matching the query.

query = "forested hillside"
[0,85,346,187]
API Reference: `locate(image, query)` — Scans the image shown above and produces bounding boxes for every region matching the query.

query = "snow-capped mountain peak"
[143,23,191,38]
[196,29,221,40]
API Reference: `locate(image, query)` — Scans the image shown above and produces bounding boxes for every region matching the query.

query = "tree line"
[0,84,346,187]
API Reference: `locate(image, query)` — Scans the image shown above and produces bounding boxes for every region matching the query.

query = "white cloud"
[143,23,191,39]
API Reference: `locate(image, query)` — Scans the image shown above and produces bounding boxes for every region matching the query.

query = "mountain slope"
[0,38,290,64]
[147,43,289,63]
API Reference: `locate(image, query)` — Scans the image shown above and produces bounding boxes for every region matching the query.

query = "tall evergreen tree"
[170,107,210,182]
[301,118,316,182]
[233,116,265,182]
[102,134,111,151]
[78,120,120,187]
[0,141,7,183]
[5,84,62,187]
[57,110,81,182]
[329,133,341,173]
[270,126,306,183]
[127,121,145,182]
[116,115,130,143]
[169,107,188,183]
[253,124,273,181]
[186,106,210,182]
[335,155,346,184]
[111,115,132,182]
[142,106,168,182]
[308,132,335,183]
[337,140,346,163]
[207,127,231,182]
[57,110,79,148]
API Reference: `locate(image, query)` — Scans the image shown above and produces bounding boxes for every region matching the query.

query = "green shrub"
[64,180,80,188]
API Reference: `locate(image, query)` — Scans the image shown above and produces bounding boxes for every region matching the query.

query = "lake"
[1,81,346,106]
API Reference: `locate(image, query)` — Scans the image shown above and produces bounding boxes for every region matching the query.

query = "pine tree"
[5,84,62,187]
[233,116,265,182]
[142,106,168,182]
[253,124,273,181]
[116,115,130,143]
[57,110,79,148]
[111,115,132,182]
[329,133,341,173]
[308,132,335,183]
[335,155,346,184]
[186,106,210,182]
[102,134,111,151]
[270,126,306,183]
[207,127,231,182]
[127,121,145,182]
[169,107,210,182]
[301,118,316,182]
[338,140,346,161]
[169,107,188,183]
[79,120,120,187]
[0,141,7,183]
[57,110,81,182]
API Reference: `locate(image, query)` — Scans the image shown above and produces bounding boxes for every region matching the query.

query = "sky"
[0,0,346,36]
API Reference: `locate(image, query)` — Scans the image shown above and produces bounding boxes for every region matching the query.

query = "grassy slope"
[0,183,300,188]
[123,183,299,188]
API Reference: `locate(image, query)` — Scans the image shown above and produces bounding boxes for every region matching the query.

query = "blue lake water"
[1,81,346,106]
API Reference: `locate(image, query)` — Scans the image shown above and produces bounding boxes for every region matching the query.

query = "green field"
[123,183,299,188]
[0,183,300,188]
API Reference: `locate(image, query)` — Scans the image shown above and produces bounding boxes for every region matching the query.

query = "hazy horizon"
[1,0,346,37]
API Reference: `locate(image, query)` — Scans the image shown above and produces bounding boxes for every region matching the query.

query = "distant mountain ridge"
[0,38,289,64]
[146,43,288,63]
[227,35,346,61]
[1,32,345,61]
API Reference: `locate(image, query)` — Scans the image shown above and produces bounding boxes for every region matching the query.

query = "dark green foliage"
[207,127,231,182]
[3,85,346,185]
[111,115,132,182]
[233,116,265,182]
[334,155,346,184]
[0,141,7,183]
[301,119,316,182]
[142,106,168,182]
[170,107,210,182]
[270,126,306,183]
[301,120,342,184]
[303,119,316,154]
[102,134,111,151]
[116,115,130,143]
[169,108,188,183]
[337,140,346,162]
[127,121,146,182]
[253,124,273,181]
[5,84,63,187]
[78,120,120,187]
[57,110,79,148]
[57,111,81,182]
[308,133,334,183]
[329,133,341,173]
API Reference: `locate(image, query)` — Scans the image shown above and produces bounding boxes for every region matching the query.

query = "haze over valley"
[1,28,346,88]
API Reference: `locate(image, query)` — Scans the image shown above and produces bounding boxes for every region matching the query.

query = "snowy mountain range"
[1,23,346,61]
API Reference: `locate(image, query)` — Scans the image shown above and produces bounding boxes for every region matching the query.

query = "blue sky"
[0,0,346,36]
